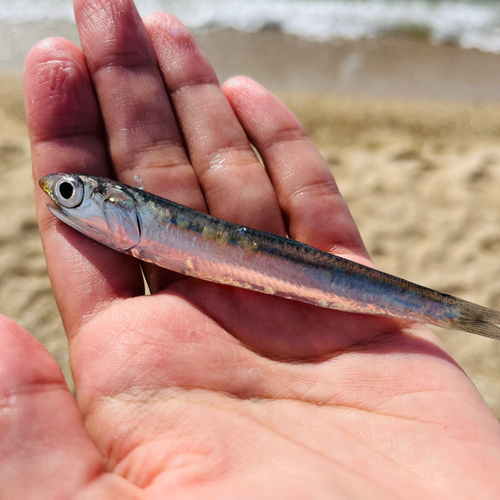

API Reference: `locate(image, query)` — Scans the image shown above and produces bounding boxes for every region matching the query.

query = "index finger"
[25,38,144,336]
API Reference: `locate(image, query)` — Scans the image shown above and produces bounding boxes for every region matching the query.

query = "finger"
[144,13,285,235]
[0,315,102,497]
[223,77,370,262]
[74,0,206,211]
[25,38,144,335]
[0,315,139,498]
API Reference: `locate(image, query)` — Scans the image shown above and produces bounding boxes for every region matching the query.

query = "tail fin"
[452,299,500,340]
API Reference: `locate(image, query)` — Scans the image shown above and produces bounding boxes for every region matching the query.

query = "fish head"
[40,173,141,252]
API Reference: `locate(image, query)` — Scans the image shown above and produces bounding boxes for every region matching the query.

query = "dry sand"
[1,32,500,416]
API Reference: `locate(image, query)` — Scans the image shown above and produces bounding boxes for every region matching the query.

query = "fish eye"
[54,177,84,208]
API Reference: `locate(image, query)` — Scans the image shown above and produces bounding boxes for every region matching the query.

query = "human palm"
[2,0,499,497]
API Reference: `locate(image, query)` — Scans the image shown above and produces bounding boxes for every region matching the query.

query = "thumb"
[0,314,133,498]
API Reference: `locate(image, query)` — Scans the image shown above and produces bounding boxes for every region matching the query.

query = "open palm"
[3,0,499,498]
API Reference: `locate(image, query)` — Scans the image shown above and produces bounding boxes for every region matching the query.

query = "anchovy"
[40,173,500,340]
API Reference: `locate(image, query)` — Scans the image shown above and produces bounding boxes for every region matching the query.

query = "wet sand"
[1,31,500,415]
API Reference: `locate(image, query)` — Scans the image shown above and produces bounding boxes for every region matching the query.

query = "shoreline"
[4,25,500,103]
[197,29,500,102]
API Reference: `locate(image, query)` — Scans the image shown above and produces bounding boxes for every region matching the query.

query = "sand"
[1,31,500,416]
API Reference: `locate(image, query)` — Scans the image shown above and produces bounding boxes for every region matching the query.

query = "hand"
[2,0,498,497]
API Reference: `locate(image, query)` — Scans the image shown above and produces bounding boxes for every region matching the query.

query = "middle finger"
[75,0,206,211]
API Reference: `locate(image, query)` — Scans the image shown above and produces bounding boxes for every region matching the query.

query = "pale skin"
[1,0,499,497]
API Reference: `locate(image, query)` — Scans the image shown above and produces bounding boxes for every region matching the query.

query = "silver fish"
[40,173,500,340]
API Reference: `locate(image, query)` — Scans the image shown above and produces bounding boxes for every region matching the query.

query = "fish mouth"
[45,202,75,226]
[40,175,69,222]
[40,175,72,223]
[46,201,63,216]
[45,201,96,242]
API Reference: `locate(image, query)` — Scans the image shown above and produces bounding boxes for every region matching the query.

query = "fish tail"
[451,299,500,340]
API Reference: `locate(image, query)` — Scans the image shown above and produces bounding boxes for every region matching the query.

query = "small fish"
[40,173,500,340]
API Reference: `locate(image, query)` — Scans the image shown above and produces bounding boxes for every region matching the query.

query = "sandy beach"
[1,30,500,416]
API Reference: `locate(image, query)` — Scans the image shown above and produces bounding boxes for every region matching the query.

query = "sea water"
[1,0,500,69]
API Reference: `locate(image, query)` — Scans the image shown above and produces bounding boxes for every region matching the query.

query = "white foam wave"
[1,0,500,54]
